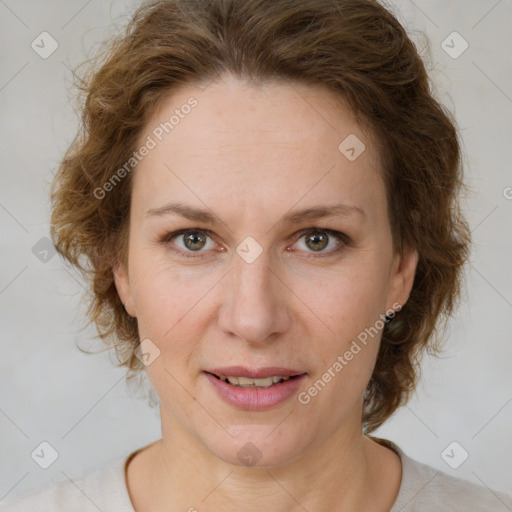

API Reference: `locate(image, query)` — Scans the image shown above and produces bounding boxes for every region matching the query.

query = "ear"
[386,245,419,312]
[113,259,136,317]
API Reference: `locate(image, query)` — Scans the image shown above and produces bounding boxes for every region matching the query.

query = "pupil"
[185,231,205,250]
[308,231,327,251]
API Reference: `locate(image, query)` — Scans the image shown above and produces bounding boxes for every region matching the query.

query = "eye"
[161,227,350,259]
[162,228,217,258]
[290,228,349,257]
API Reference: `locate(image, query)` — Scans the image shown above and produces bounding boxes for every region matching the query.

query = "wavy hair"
[50,0,471,433]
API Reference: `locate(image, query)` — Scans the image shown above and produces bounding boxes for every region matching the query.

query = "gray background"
[1,0,511,502]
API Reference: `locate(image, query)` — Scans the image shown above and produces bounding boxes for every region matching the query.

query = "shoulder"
[0,452,136,512]
[372,438,512,512]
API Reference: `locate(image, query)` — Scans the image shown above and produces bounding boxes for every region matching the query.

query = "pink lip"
[204,372,307,411]
[206,366,305,379]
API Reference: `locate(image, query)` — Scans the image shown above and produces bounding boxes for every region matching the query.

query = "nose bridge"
[235,246,274,298]
[218,245,290,343]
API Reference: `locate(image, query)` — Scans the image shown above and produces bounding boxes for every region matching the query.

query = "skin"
[114,74,418,511]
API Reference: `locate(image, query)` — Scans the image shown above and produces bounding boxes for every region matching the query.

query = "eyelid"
[160,228,220,258]
[292,227,350,253]
[161,227,350,258]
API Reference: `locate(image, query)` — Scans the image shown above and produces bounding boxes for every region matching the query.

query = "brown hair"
[50,0,471,433]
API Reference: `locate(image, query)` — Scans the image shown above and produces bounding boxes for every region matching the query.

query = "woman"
[2,0,511,510]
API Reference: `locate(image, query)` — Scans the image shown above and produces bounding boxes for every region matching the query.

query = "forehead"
[143,76,372,150]
[132,76,385,221]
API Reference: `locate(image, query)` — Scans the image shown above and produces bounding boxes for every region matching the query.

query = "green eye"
[161,227,350,259]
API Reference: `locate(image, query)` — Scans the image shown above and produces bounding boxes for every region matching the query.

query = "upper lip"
[206,366,306,378]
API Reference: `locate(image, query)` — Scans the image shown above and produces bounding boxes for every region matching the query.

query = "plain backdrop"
[1,0,511,502]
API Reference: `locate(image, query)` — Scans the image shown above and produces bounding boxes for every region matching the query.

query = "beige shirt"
[2,438,511,511]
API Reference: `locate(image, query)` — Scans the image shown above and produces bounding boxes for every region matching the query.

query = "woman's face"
[115,74,418,466]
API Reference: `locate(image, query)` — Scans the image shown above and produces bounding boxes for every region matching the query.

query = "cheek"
[129,252,189,336]
[300,256,390,339]
[291,254,390,392]
[129,249,223,349]
[296,276,384,419]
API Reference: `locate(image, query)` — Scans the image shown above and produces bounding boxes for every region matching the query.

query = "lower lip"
[204,372,307,411]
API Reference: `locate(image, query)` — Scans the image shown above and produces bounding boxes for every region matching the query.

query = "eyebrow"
[145,201,365,224]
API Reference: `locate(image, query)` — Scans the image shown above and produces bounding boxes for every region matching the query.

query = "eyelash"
[160,227,351,259]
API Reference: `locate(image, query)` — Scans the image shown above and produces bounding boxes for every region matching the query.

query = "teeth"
[219,375,291,388]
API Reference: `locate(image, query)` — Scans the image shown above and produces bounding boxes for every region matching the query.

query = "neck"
[127,410,401,511]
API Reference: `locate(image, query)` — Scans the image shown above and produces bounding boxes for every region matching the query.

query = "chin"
[202,423,310,469]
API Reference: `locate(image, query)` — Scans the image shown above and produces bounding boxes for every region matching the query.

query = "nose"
[217,250,291,346]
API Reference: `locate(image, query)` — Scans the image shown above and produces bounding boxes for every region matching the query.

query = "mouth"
[203,369,308,410]
[204,365,307,388]
[206,372,304,389]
